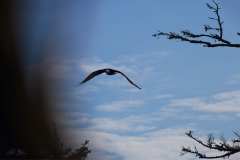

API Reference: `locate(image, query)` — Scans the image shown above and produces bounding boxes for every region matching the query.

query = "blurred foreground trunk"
[0,0,62,158]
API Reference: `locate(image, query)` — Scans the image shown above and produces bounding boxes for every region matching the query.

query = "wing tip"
[80,81,85,85]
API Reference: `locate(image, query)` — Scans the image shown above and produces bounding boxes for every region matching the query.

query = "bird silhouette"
[80,68,141,89]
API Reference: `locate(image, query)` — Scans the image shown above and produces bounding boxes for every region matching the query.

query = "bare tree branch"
[181,130,240,159]
[153,0,240,48]
[153,0,240,159]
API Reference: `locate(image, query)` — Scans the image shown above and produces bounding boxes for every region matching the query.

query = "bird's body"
[104,69,117,75]
[80,68,141,89]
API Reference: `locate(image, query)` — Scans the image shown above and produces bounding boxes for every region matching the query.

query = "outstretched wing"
[116,70,141,89]
[80,69,106,84]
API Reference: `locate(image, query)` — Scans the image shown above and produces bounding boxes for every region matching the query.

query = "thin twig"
[153,0,240,48]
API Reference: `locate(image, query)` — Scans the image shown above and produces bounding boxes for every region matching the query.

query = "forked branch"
[153,0,240,48]
[181,130,240,159]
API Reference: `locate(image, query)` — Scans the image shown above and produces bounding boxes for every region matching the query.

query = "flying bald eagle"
[80,68,141,89]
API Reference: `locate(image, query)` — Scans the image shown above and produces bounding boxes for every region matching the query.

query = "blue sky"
[23,1,240,160]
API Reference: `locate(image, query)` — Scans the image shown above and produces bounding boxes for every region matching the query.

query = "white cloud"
[65,128,196,160]
[169,90,240,113]
[152,94,174,100]
[58,112,169,133]
[59,111,239,160]
[88,116,156,133]
[96,100,144,112]
[227,74,240,85]
[213,90,240,100]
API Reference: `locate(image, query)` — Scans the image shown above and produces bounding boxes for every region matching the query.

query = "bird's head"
[105,69,113,74]
[105,69,111,73]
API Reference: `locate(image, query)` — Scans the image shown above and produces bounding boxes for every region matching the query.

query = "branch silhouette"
[181,130,240,159]
[153,1,240,159]
[153,0,240,48]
